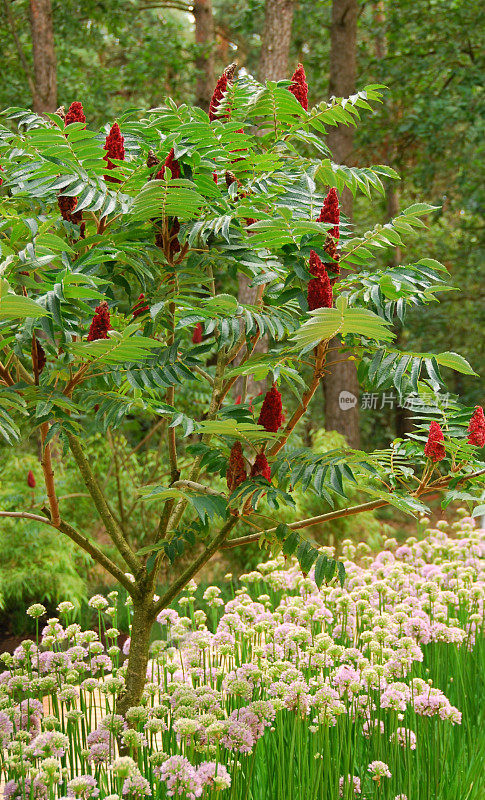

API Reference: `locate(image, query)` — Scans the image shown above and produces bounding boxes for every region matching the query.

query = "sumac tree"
[0,68,483,711]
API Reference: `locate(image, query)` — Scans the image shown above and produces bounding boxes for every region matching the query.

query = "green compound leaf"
[0,289,49,320]
[293,297,394,350]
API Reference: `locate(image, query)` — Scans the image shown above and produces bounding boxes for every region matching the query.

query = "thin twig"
[191,363,214,386]
[0,360,14,386]
[171,480,225,496]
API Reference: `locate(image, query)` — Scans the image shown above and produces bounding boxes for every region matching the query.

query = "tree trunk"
[29,0,57,113]
[235,0,295,398]
[117,600,154,716]
[193,0,215,112]
[323,0,360,447]
[258,0,295,81]
[373,0,387,60]
[328,0,358,164]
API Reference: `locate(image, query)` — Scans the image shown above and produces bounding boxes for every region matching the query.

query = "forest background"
[0,0,483,632]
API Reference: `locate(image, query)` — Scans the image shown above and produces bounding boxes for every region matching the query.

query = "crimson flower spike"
[155,147,180,180]
[209,63,237,122]
[87,301,111,341]
[317,187,340,240]
[307,271,333,311]
[104,122,125,182]
[227,442,247,491]
[65,102,86,126]
[467,406,485,448]
[192,323,203,344]
[250,451,271,482]
[258,384,283,433]
[308,250,325,277]
[424,421,446,463]
[288,63,308,111]
[58,195,78,222]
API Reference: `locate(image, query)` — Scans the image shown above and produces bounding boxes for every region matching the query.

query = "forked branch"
[67,432,142,576]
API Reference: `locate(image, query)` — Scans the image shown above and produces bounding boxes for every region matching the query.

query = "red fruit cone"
[308,250,325,277]
[250,452,271,482]
[307,273,333,311]
[209,64,237,121]
[258,384,283,433]
[155,147,180,180]
[192,323,203,344]
[317,188,340,240]
[87,301,111,341]
[104,122,125,182]
[288,63,308,110]
[467,406,485,448]
[65,102,86,126]
[424,421,446,463]
[227,442,247,491]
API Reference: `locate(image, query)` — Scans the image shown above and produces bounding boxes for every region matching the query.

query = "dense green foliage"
[0,1,482,420]
[0,76,483,610]
[0,0,482,648]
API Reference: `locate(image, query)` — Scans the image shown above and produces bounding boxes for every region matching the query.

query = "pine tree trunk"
[323,0,360,447]
[193,0,215,112]
[29,0,57,113]
[117,600,154,716]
